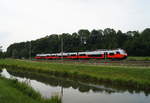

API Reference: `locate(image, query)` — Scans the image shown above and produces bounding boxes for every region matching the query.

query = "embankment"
[0,59,150,91]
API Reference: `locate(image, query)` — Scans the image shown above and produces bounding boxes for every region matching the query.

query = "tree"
[0,45,7,58]
[0,45,3,58]
[71,32,80,52]
[6,28,150,57]
[60,33,73,52]
[78,29,90,51]
[20,48,29,59]
[88,29,103,50]
[117,30,127,48]
[103,28,118,49]
[124,31,141,56]
[138,28,150,56]
[12,49,18,58]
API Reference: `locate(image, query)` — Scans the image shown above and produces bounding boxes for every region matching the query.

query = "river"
[1,68,150,103]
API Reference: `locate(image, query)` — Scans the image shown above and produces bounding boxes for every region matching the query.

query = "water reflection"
[1,68,150,103]
[4,69,118,93]
[0,68,63,98]
[7,69,150,96]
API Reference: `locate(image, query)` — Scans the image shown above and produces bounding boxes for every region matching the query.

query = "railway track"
[33,59,150,67]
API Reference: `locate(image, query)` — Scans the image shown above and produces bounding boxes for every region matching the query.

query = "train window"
[88,54,102,57]
[63,55,67,57]
[71,54,76,56]
[109,53,114,56]
[79,54,86,56]
[116,51,120,54]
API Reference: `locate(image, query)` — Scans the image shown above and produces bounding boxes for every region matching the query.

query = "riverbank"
[0,59,150,91]
[0,76,61,103]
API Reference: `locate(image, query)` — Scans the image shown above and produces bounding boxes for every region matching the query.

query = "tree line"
[0,46,6,58]
[4,28,150,59]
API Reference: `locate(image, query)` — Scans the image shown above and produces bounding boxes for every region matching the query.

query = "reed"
[0,76,61,103]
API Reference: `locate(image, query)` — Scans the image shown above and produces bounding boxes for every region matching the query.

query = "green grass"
[0,77,61,103]
[0,59,150,90]
[127,56,150,61]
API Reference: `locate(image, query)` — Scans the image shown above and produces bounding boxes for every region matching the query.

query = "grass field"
[0,58,150,91]
[0,77,61,103]
[127,56,150,61]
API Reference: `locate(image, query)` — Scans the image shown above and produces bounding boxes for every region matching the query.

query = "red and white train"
[35,48,127,60]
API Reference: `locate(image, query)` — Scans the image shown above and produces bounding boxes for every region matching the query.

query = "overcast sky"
[0,0,150,51]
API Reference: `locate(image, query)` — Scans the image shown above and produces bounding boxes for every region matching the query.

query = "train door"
[104,52,108,59]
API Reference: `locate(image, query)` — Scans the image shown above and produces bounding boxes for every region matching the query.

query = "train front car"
[114,49,128,60]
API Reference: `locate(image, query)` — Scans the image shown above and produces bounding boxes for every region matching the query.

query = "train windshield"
[121,50,127,54]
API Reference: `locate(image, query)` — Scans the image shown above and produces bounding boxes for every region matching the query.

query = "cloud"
[0,0,150,51]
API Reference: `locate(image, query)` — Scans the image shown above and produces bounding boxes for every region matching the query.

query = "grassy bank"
[0,76,61,103]
[0,59,150,91]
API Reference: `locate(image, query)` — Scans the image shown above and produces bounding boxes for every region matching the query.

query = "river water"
[1,68,150,103]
